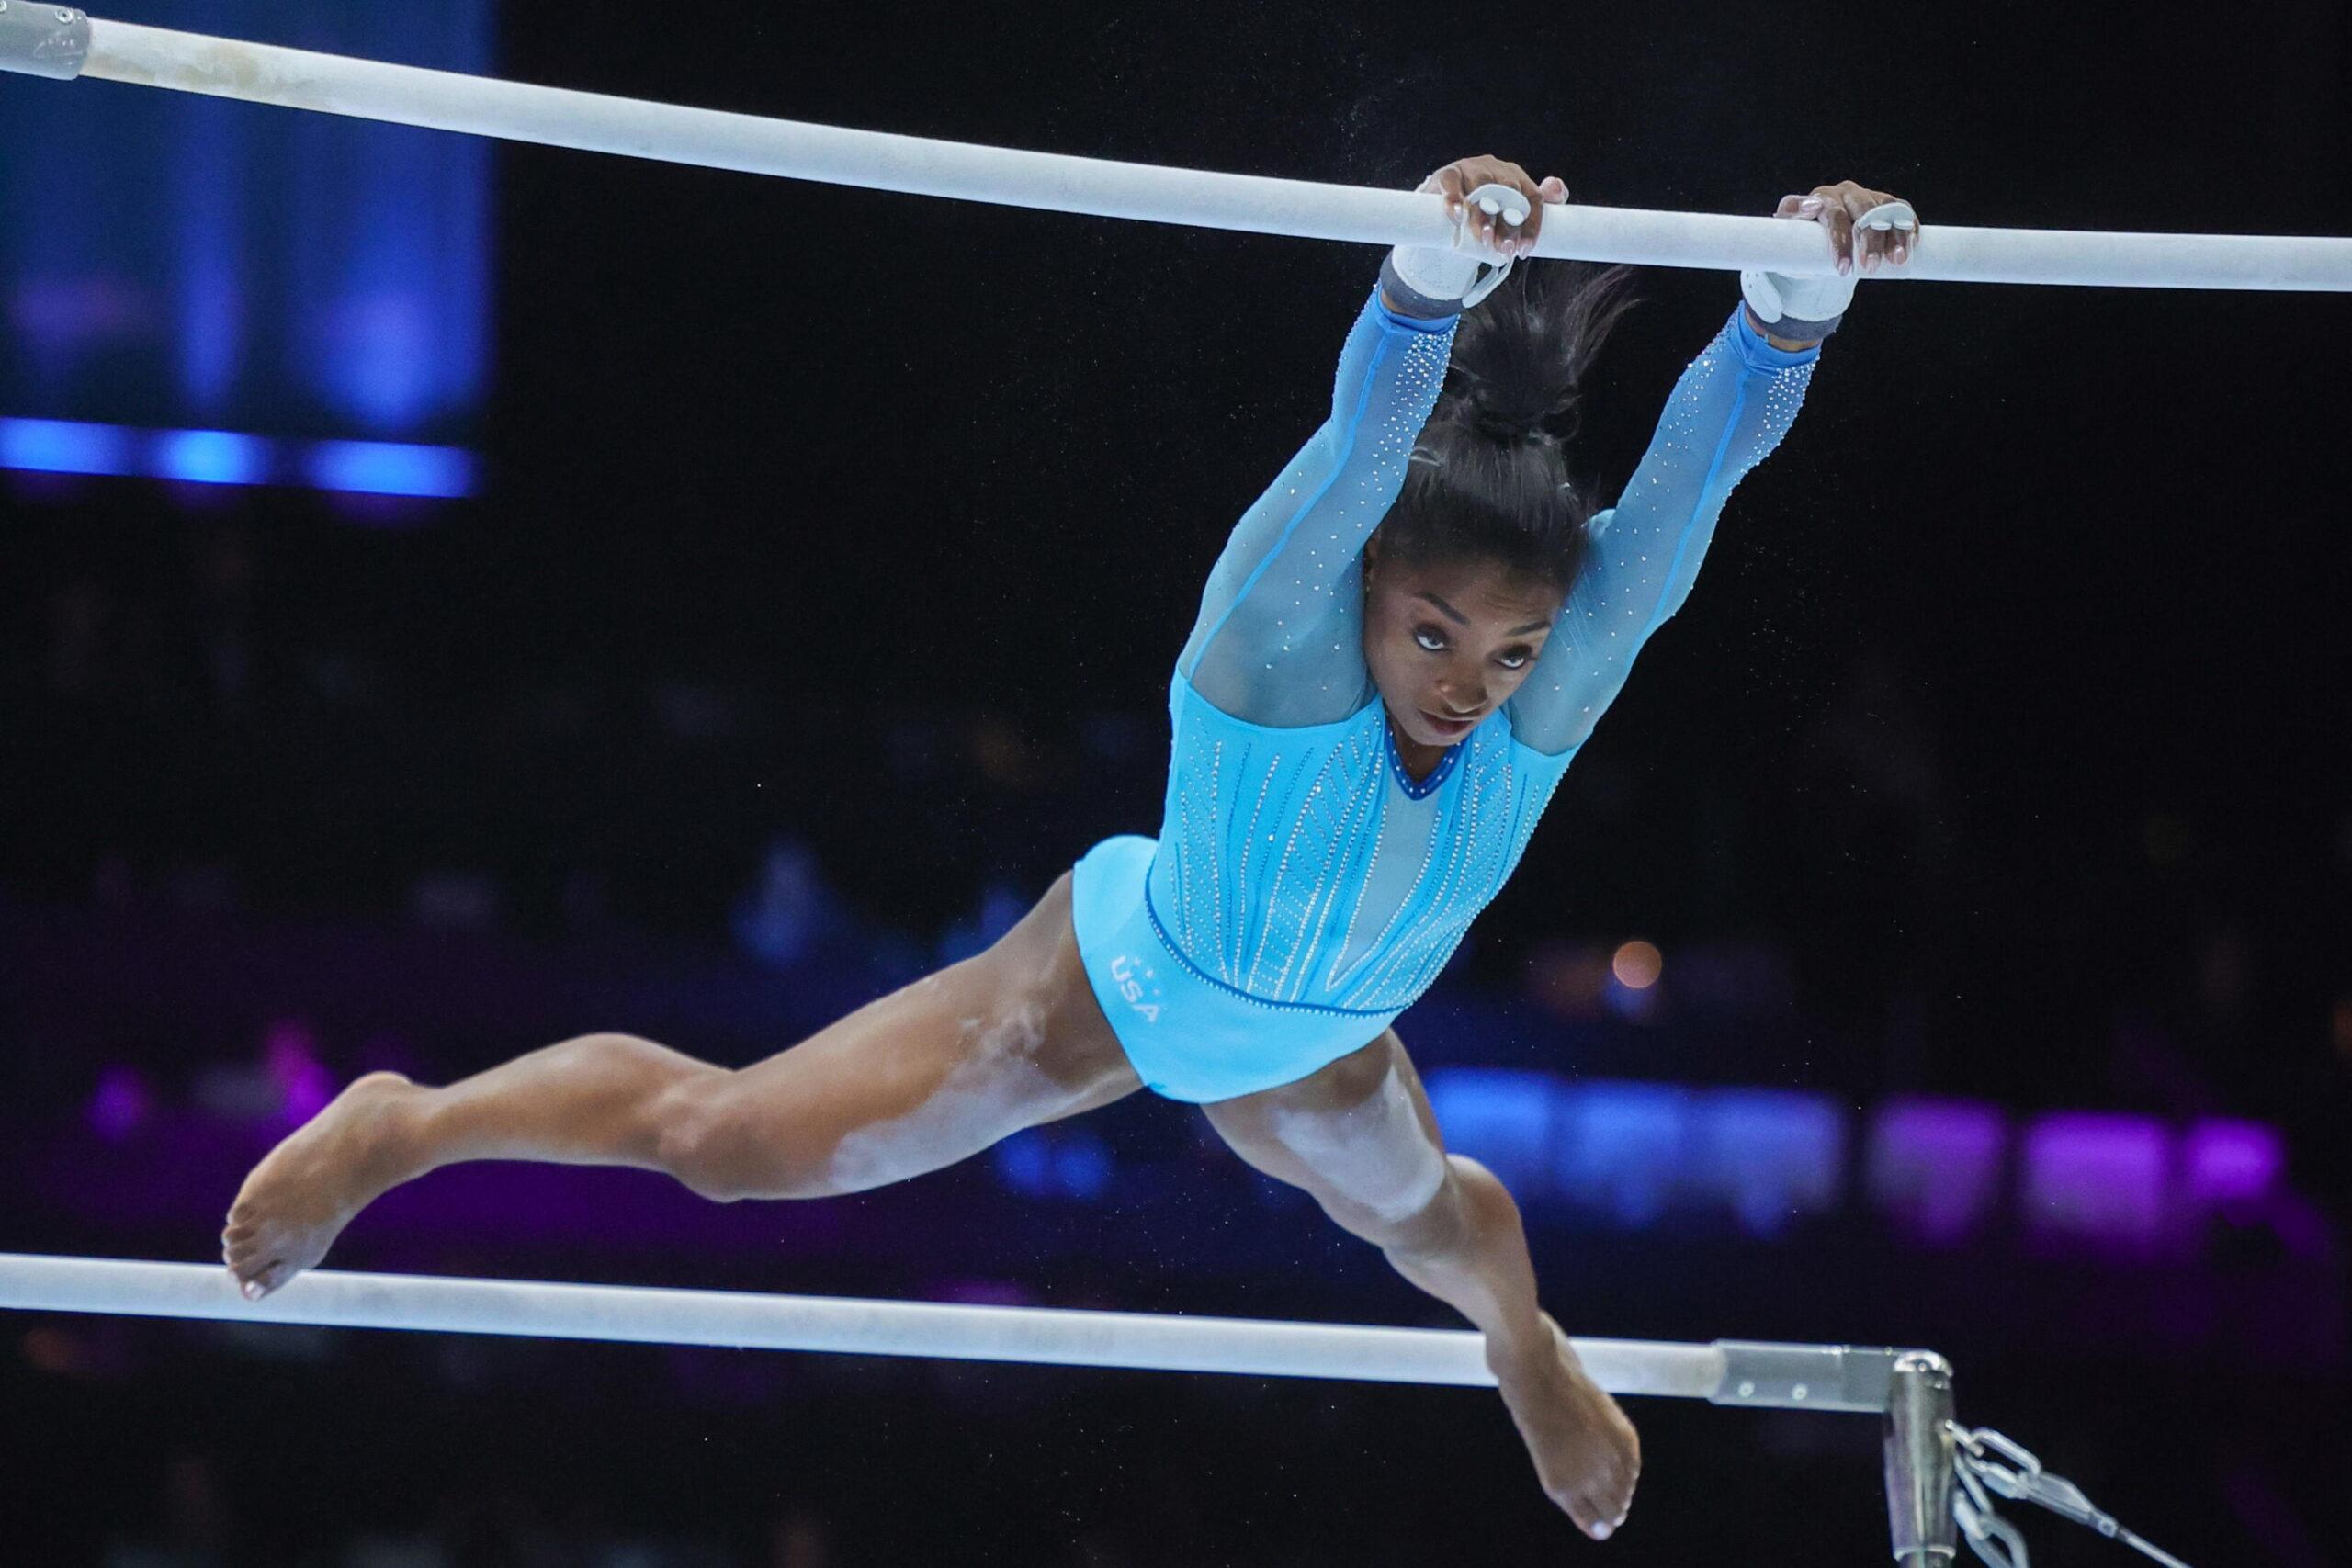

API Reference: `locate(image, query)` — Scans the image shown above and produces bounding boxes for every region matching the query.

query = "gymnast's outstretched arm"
[1501,304,1823,757]
[1174,281,1461,728]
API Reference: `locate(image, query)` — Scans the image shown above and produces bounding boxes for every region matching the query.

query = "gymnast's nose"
[1434,682,1482,716]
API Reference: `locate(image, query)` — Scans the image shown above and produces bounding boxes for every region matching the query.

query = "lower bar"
[0,1253,1901,1405]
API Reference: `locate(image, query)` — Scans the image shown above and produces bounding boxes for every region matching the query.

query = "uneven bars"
[0,1253,1905,1411]
[1,9,2347,290]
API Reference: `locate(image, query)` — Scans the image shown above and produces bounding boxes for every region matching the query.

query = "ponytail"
[1379,260,1643,591]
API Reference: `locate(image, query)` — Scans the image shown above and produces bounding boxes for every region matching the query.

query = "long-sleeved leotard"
[1180,286,1821,753]
[1066,276,1821,1102]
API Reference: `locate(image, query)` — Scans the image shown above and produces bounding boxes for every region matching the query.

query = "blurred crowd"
[8,512,2346,1179]
[5,493,2346,1568]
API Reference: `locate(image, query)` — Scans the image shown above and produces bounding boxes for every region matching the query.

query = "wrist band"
[1380,249,1471,318]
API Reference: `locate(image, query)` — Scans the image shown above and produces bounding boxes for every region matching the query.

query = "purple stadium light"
[2019,1112,2172,1258]
[1867,1099,2009,1247]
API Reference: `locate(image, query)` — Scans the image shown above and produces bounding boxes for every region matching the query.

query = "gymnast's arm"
[1503,302,1823,758]
[1173,283,1461,728]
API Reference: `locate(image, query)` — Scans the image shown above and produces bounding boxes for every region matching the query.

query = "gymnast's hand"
[1743,179,1922,347]
[1415,154,1569,258]
[1774,178,1919,274]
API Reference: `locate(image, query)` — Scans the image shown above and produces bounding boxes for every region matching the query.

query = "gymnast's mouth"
[1419,709,1478,738]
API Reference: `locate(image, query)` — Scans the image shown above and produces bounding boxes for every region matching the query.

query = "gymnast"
[222,154,1918,1542]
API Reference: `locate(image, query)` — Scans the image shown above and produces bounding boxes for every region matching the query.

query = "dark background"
[2,1,2347,1563]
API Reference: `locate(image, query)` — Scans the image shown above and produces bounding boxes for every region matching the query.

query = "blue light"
[0,418,136,476]
[304,439,476,498]
[289,6,492,434]
[1555,1081,1692,1228]
[1052,1135,1113,1200]
[1,3,492,444]
[1690,1089,1849,1237]
[1424,1067,1559,1196]
[1,416,474,501]
[174,89,247,412]
[992,1129,1113,1201]
[153,429,269,486]
[992,1132,1054,1197]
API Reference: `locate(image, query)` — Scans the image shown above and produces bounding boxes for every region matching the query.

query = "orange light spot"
[1611,940,1663,990]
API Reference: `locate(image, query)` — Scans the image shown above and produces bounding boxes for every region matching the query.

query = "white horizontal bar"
[0,1252,1739,1396]
[21,17,2342,290]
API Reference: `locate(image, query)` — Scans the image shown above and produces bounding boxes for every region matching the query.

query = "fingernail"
[243,1280,263,1301]
[1592,1523,1613,1540]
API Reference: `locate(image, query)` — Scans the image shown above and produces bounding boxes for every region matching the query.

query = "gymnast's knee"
[1360,1154,1517,1259]
[651,1075,831,1204]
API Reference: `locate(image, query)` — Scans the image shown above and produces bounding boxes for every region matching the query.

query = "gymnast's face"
[1361,538,1562,750]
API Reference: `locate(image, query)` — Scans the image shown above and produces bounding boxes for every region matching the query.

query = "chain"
[1946,1423,2197,1568]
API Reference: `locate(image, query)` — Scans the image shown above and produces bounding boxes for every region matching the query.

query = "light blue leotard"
[1072,277,1822,1102]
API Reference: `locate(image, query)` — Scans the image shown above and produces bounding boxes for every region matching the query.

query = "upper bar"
[0,1254,1895,1408]
[0,2,91,79]
[2,17,2346,289]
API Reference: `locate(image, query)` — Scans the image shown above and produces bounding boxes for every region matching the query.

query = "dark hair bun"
[1442,260,1641,449]
[1380,259,1644,592]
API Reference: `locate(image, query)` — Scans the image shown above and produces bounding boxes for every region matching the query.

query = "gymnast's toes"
[220,1070,419,1290]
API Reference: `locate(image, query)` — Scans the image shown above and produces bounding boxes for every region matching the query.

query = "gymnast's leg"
[1199,1030,1640,1542]
[222,870,1141,1298]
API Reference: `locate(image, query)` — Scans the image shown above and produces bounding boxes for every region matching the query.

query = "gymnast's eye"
[1413,626,1449,653]
[1496,648,1532,671]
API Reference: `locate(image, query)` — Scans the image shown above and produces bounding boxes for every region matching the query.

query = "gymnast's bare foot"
[221,1071,424,1300]
[1492,1314,1642,1540]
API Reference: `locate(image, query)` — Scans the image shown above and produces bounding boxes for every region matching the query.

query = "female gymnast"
[222,154,1917,1542]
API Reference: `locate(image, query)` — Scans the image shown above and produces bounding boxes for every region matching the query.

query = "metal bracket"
[1884,1351,1962,1566]
[1712,1341,1905,1413]
[0,4,90,81]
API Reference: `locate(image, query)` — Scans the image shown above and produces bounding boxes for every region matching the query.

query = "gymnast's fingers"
[1512,175,1548,251]
[1460,157,1529,253]
[1492,163,1541,254]
[1530,176,1571,254]
[1835,186,1864,270]
[1889,200,1921,265]
[1848,187,1904,272]
[1466,173,1509,252]
[1815,190,1855,276]
[1832,186,1871,272]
